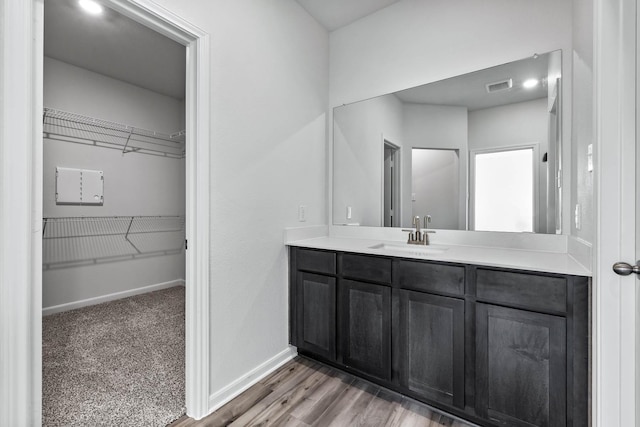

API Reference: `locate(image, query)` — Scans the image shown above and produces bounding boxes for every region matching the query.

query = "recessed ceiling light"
[78,0,103,15]
[523,79,539,89]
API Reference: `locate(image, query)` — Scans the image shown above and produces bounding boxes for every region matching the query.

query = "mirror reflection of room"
[333,50,562,234]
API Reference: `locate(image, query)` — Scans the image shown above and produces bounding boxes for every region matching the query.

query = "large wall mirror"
[333,50,562,234]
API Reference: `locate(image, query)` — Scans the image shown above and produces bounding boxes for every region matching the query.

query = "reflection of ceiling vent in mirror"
[485,78,513,93]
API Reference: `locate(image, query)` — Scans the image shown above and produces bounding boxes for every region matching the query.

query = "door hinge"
[185,239,188,250]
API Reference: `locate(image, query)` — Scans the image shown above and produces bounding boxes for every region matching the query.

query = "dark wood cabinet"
[295,271,336,361]
[475,303,567,427]
[289,247,589,427]
[396,259,465,296]
[341,253,392,284]
[340,279,391,381]
[396,289,465,408]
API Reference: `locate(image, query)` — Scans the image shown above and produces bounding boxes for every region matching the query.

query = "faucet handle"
[402,228,417,244]
[424,215,432,228]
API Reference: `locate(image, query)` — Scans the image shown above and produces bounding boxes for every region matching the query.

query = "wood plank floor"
[170,357,476,427]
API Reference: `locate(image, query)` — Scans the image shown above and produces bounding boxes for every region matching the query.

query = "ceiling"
[394,53,550,111]
[295,0,402,31]
[44,0,186,99]
[43,1,402,100]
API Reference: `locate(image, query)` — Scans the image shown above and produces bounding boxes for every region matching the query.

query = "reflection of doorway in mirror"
[383,141,401,227]
[411,148,460,229]
[471,147,537,232]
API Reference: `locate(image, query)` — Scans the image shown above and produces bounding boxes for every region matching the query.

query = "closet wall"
[43,56,185,313]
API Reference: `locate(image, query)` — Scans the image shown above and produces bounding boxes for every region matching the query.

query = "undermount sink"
[368,242,449,255]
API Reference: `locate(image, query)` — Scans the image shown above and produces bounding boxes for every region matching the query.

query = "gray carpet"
[43,286,186,426]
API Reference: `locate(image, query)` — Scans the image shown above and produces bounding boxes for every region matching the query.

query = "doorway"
[411,148,460,230]
[383,141,401,227]
[41,1,187,424]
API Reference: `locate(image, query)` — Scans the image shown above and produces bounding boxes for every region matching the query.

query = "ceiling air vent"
[485,78,513,93]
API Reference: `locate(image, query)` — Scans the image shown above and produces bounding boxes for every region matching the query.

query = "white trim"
[184,26,212,423]
[208,347,298,413]
[31,2,45,425]
[0,0,212,423]
[99,2,212,420]
[42,279,185,316]
[594,0,637,425]
[0,1,43,425]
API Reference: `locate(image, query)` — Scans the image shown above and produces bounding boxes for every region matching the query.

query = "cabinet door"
[476,303,566,427]
[296,272,336,360]
[341,279,391,381]
[396,290,465,409]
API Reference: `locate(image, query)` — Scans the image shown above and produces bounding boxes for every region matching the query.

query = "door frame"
[382,139,401,227]
[594,0,637,425]
[0,0,211,424]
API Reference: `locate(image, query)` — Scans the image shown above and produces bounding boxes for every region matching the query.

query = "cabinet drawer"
[476,268,567,313]
[296,248,336,275]
[397,260,464,296]
[341,253,392,284]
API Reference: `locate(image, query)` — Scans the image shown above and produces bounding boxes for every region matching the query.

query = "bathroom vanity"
[288,239,589,427]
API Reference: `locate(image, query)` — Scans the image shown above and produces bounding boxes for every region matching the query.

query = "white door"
[596,0,638,425]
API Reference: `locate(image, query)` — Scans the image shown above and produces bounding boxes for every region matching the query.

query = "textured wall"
[149,0,330,396]
[333,93,403,226]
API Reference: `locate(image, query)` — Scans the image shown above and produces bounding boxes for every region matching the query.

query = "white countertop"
[286,236,591,277]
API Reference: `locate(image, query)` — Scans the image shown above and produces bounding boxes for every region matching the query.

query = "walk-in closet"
[42,1,187,425]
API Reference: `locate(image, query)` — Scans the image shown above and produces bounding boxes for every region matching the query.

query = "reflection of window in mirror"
[471,147,537,233]
[411,148,460,229]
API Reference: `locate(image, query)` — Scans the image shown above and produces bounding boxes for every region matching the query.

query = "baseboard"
[42,279,185,316]
[208,346,298,413]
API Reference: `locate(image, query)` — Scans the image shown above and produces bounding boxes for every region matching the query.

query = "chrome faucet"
[402,215,435,245]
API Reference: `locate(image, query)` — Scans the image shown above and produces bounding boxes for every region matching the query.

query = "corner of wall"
[568,235,592,273]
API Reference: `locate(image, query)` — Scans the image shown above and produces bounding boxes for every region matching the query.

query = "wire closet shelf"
[43,107,185,159]
[42,215,185,269]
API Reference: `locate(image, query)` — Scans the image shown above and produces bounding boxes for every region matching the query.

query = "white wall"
[468,99,548,152]
[44,57,184,133]
[333,93,403,225]
[402,103,468,228]
[43,57,185,309]
[468,98,549,232]
[330,0,573,106]
[149,0,329,398]
[571,0,594,245]
[330,0,573,234]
